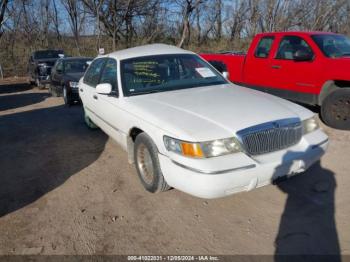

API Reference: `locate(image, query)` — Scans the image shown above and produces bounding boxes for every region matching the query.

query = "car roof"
[106,44,194,60]
[34,49,64,53]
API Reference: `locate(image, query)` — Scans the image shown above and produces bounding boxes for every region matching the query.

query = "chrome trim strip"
[85,107,120,132]
[171,160,256,175]
[311,138,329,149]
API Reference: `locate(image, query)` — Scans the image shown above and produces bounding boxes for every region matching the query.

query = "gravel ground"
[0,81,349,257]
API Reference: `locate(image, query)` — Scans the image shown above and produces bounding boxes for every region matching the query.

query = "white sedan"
[79,44,328,199]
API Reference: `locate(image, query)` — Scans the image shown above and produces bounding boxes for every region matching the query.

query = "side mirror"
[222,71,229,80]
[96,83,112,95]
[293,50,313,62]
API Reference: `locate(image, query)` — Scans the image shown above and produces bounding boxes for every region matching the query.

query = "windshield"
[65,59,91,73]
[120,54,227,96]
[312,34,350,58]
[34,50,63,60]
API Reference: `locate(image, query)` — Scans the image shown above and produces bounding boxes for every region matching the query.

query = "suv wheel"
[321,88,350,130]
[63,86,73,105]
[49,85,60,97]
[134,133,170,193]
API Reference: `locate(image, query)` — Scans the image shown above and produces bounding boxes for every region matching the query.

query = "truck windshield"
[312,34,350,58]
[120,54,227,96]
[34,50,63,60]
[65,59,91,73]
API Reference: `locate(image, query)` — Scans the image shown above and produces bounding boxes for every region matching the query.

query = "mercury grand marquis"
[78,44,328,199]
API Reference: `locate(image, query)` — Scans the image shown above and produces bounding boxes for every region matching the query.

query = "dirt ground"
[0,80,349,257]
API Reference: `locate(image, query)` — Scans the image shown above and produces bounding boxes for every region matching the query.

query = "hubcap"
[331,98,350,122]
[136,143,154,185]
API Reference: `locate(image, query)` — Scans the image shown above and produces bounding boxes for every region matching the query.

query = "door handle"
[271,65,281,69]
[93,94,98,100]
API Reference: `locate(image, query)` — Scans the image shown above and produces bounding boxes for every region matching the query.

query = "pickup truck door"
[93,58,127,148]
[267,35,321,96]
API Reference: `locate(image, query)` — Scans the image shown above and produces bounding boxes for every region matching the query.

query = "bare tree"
[61,0,86,55]
[0,0,9,38]
[177,0,204,48]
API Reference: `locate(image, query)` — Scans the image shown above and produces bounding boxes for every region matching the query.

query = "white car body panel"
[79,44,329,199]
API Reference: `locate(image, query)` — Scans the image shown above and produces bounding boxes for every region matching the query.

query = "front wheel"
[49,85,60,97]
[83,108,98,129]
[321,88,350,130]
[134,133,170,193]
[36,78,44,90]
[63,86,73,106]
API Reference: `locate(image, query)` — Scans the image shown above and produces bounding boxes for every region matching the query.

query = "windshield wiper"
[341,53,350,57]
[130,89,165,96]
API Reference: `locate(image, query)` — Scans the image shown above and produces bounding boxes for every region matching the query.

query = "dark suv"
[50,57,93,105]
[28,50,64,88]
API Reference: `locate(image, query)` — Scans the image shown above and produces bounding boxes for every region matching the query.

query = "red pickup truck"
[201,31,350,130]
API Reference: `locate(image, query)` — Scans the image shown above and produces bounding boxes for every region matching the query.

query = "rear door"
[243,35,276,87]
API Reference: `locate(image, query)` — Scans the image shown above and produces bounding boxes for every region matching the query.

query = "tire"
[49,85,60,97]
[36,78,44,90]
[134,133,170,193]
[63,86,73,106]
[321,88,350,130]
[83,107,98,129]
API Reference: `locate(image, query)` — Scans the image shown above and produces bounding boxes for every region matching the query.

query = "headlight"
[69,81,79,88]
[38,63,47,67]
[163,136,241,158]
[302,115,319,134]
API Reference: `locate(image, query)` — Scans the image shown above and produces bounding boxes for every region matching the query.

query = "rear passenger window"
[99,58,117,91]
[255,37,274,58]
[83,58,106,87]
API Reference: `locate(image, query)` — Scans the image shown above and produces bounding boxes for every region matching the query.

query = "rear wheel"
[321,88,350,130]
[134,133,170,193]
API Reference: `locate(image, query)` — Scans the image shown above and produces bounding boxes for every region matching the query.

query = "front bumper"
[158,129,328,199]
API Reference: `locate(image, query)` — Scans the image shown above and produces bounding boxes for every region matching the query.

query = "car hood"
[64,72,84,82]
[125,84,313,141]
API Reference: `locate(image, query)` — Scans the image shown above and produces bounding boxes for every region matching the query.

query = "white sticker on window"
[195,67,216,78]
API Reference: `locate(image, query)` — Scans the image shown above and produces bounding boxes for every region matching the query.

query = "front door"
[268,35,320,95]
[80,58,106,123]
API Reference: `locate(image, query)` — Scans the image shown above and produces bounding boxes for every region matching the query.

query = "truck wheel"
[321,88,350,130]
[134,133,170,193]
[63,86,73,106]
[36,78,44,90]
[83,108,98,129]
[49,85,59,97]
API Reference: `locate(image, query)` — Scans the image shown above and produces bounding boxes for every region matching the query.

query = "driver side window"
[99,58,117,92]
[276,36,313,60]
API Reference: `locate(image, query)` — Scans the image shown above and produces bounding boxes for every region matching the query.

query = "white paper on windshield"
[195,67,216,78]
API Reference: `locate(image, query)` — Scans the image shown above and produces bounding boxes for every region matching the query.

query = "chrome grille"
[236,118,302,155]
